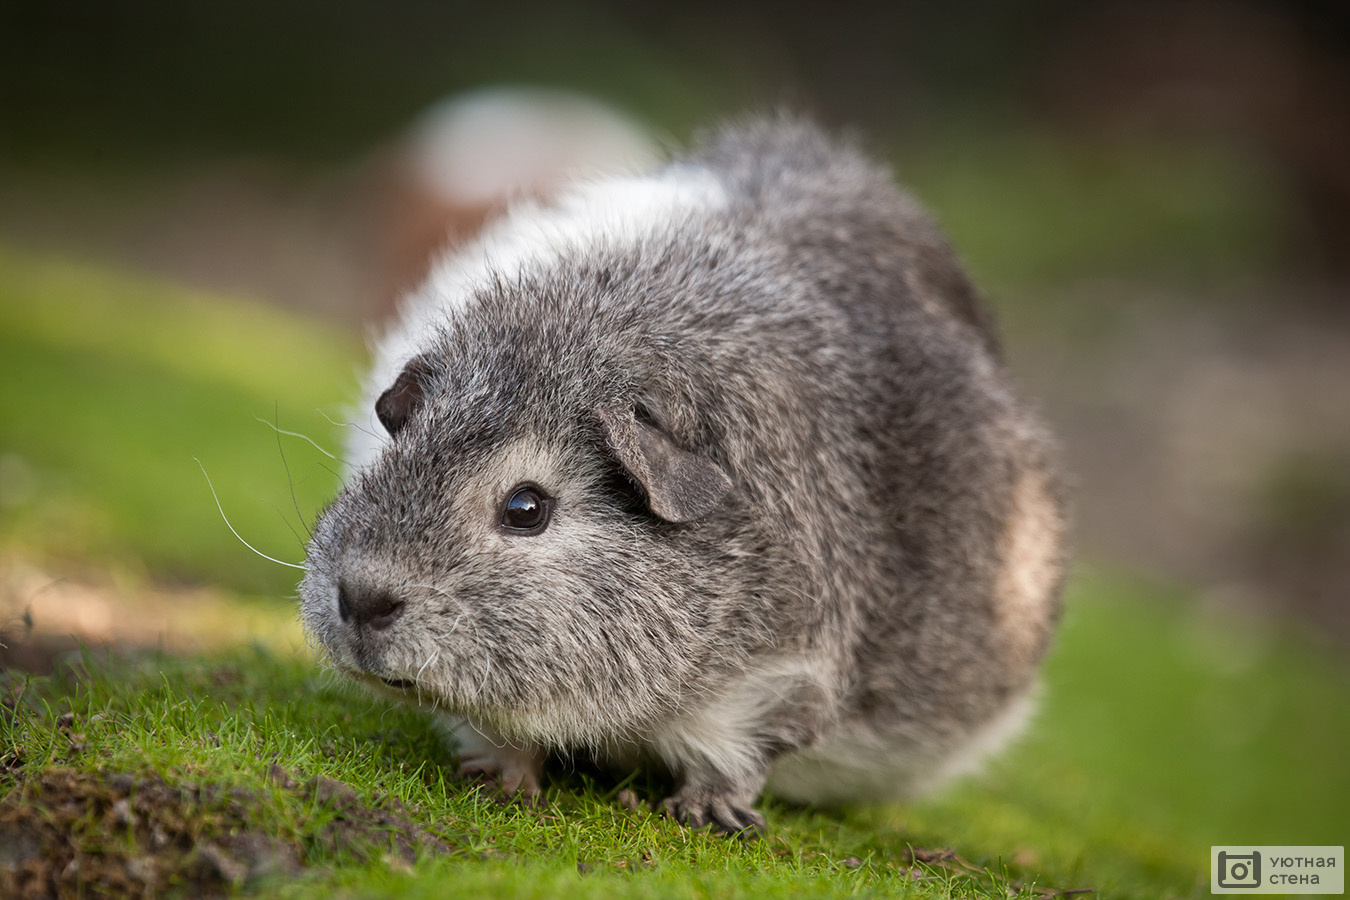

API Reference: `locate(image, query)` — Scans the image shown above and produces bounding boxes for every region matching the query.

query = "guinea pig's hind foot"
[659,783,766,838]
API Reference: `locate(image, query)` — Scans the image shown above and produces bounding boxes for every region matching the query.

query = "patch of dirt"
[0,555,303,674]
[0,766,464,899]
[266,764,464,866]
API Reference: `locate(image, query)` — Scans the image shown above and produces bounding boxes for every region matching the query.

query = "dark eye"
[501,485,550,534]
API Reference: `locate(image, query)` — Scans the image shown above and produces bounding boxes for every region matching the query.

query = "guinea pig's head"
[299,312,751,748]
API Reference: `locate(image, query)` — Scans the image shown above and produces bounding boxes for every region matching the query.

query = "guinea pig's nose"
[337,580,405,631]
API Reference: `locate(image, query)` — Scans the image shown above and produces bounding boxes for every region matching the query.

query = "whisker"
[255,416,338,460]
[316,407,386,445]
[414,647,441,707]
[268,404,313,541]
[194,458,307,571]
[474,654,492,703]
[272,505,308,551]
[417,648,441,683]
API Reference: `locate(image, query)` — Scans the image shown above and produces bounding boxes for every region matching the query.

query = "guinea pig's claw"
[501,767,543,803]
[659,790,766,839]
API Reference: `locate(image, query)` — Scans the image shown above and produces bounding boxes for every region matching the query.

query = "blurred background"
[1,0,1348,651]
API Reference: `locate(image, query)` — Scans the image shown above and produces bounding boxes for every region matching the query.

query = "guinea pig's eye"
[501,484,551,534]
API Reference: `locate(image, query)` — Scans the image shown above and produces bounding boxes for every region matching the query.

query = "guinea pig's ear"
[376,356,433,437]
[597,404,731,523]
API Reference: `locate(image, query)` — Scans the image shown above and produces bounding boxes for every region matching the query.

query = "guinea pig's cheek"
[493,528,568,565]
[493,517,613,601]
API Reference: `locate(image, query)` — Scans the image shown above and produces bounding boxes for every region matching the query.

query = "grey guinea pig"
[299,116,1067,836]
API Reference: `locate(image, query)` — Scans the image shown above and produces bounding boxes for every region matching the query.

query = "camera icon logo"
[1218,851,1263,888]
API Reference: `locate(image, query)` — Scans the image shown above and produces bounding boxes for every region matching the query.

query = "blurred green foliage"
[0,248,361,595]
[0,1,1305,325]
[0,2,735,167]
[901,133,1292,300]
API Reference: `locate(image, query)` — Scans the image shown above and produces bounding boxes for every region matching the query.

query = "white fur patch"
[649,657,829,784]
[345,169,728,474]
[923,686,1038,788]
[766,687,1038,805]
[997,469,1062,668]
[765,723,908,805]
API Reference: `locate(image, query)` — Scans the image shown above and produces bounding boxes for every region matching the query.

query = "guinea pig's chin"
[344,666,425,701]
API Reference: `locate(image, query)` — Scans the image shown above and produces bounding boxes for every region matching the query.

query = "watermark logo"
[1218,852,1262,889]
[1211,846,1343,894]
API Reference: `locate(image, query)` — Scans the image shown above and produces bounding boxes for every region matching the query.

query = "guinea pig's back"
[694,120,1068,799]
[687,118,1002,360]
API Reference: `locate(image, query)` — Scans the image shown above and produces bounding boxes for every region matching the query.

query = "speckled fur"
[299,117,1068,835]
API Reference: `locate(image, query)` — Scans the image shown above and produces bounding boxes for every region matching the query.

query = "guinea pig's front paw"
[449,719,545,805]
[660,785,766,838]
[458,745,544,802]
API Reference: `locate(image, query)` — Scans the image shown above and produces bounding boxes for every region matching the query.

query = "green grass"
[2,249,1347,898]
[6,570,1346,898]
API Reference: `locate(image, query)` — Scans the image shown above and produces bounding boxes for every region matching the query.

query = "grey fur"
[299,116,1068,836]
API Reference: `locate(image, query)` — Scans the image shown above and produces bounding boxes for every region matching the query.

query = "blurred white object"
[408,87,661,208]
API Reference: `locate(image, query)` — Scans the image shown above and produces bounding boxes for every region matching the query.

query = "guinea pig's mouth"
[379,676,417,690]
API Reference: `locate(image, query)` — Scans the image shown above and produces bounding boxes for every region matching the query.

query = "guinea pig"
[299,116,1067,835]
